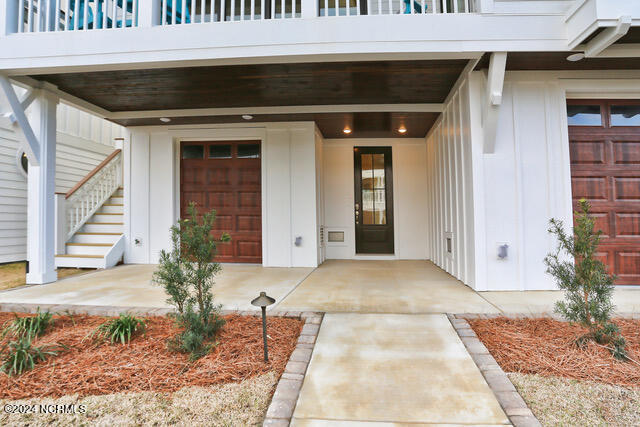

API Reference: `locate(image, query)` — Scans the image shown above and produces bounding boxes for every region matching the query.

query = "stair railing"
[56,149,122,246]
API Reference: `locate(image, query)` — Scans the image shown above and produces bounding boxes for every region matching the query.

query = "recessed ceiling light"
[343,127,352,134]
[567,53,585,62]
[242,114,254,120]
[398,126,407,134]
[159,117,171,123]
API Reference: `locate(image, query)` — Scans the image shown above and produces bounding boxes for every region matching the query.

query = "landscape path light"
[251,291,276,362]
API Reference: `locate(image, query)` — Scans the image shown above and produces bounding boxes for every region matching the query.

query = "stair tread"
[94,212,123,215]
[103,204,124,206]
[56,254,103,258]
[67,243,112,247]
[76,232,123,235]
[85,222,124,225]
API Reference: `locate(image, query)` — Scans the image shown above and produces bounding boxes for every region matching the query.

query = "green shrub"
[545,199,627,360]
[169,305,226,361]
[1,308,53,340]
[153,202,229,360]
[90,314,146,345]
[1,337,64,376]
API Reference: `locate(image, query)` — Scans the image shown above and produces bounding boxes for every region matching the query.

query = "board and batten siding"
[425,78,476,288]
[0,99,124,263]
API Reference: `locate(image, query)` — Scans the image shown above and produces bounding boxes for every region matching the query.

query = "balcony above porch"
[0,0,587,75]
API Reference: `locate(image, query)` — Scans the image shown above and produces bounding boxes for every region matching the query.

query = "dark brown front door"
[180,141,262,263]
[354,147,394,254]
[568,100,640,285]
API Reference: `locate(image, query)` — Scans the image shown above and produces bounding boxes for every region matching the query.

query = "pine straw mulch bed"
[0,312,303,400]
[468,317,640,389]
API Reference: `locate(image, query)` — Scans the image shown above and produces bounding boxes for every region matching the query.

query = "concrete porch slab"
[277,260,500,314]
[481,288,640,315]
[291,313,509,425]
[0,264,313,312]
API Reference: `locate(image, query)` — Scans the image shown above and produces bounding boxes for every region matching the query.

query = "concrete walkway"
[292,313,509,425]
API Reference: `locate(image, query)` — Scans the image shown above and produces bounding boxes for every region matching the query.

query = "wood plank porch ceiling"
[32,60,468,112]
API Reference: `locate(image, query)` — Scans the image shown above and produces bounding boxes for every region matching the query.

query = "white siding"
[468,71,574,291]
[425,79,476,287]
[0,98,123,263]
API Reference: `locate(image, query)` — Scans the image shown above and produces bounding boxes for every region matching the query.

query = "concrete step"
[55,254,105,269]
[100,204,124,214]
[82,222,123,233]
[65,243,112,256]
[91,212,124,223]
[72,232,122,244]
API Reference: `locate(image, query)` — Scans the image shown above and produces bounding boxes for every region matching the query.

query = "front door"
[354,146,394,254]
[180,140,262,263]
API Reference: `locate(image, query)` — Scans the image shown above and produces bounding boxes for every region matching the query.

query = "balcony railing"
[4,0,473,34]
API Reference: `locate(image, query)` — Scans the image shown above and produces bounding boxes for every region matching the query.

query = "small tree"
[153,202,230,360]
[545,199,626,359]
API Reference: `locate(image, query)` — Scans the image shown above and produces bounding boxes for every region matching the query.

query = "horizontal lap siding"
[425,79,475,287]
[0,102,123,263]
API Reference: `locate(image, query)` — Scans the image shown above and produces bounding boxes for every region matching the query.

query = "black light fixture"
[251,291,276,362]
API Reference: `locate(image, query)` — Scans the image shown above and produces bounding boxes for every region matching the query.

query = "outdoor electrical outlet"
[295,236,303,247]
[497,243,509,260]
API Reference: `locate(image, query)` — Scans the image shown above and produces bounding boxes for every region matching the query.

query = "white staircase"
[55,149,125,269]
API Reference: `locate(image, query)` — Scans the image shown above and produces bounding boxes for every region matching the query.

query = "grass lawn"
[0,262,91,291]
[0,372,278,426]
[509,373,640,426]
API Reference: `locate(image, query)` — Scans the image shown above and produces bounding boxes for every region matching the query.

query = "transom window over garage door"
[180,141,262,263]
[568,100,640,285]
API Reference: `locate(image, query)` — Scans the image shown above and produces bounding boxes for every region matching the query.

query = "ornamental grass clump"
[153,202,230,361]
[545,199,627,360]
[90,313,146,345]
[1,308,53,340]
[1,337,64,377]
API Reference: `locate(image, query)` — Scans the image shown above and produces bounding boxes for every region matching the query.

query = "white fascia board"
[0,14,567,75]
[584,16,632,58]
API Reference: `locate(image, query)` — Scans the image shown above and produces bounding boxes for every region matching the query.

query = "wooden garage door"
[180,141,261,263]
[568,100,640,285]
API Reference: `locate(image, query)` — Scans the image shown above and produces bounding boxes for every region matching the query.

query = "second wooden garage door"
[568,100,640,285]
[180,141,262,263]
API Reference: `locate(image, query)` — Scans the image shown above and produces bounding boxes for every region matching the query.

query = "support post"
[1,0,19,35]
[55,194,67,256]
[138,0,161,26]
[301,0,316,19]
[482,52,506,154]
[26,91,59,284]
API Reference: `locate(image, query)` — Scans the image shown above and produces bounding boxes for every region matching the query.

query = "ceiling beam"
[109,104,445,121]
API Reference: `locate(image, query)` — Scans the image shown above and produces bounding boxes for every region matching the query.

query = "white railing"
[158,0,299,24]
[12,0,139,33]
[63,149,122,240]
[319,0,473,16]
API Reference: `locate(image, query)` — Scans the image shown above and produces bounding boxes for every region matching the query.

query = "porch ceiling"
[31,60,468,113]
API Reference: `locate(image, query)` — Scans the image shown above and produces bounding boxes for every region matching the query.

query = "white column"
[26,91,59,285]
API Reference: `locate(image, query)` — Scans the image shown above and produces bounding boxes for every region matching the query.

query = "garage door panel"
[569,141,606,164]
[569,100,640,285]
[208,191,235,208]
[613,141,640,164]
[614,213,640,238]
[614,177,640,200]
[571,176,608,200]
[181,141,262,263]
